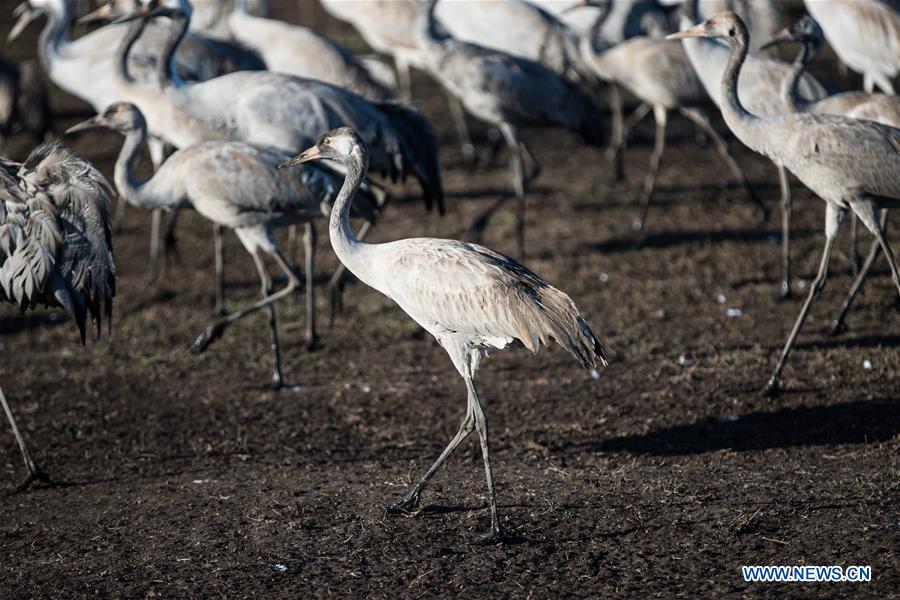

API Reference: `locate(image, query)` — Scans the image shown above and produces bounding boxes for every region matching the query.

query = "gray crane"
[66,102,379,388]
[670,12,900,397]
[0,142,115,489]
[763,15,900,310]
[675,4,832,298]
[281,128,606,543]
[572,0,764,235]
[415,0,604,259]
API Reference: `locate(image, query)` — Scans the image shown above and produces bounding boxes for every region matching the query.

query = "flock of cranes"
[0,0,898,542]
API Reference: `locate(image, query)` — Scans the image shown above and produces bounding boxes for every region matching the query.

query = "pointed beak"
[278,146,321,169]
[759,27,795,51]
[8,3,39,42]
[666,23,707,40]
[77,3,118,25]
[559,0,587,15]
[110,3,171,25]
[65,115,104,135]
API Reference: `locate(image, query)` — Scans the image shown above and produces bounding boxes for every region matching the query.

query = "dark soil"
[1,2,897,598]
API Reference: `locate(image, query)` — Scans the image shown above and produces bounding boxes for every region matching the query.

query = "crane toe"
[761,376,782,398]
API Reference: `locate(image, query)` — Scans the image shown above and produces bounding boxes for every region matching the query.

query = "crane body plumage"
[282,127,606,542]
[0,141,115,489]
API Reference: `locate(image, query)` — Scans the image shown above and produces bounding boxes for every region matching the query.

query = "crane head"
[759,16,824,52]
[279,128,366,169]
[8,2,42,42]
[65,102,146,136]
[665,11,748,47]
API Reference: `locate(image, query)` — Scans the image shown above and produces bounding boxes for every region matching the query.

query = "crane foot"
[828,319,847,337]
[774,282,792,301]
[761,376,781,398]
[386,491,421,514]
[13,462,50,492]
[191,322,226,353]
[470,525,515,545]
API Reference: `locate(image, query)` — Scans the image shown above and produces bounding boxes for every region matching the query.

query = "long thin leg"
[250,250,286,389]
[0,384,48,490]
[606,83,625,181]
[287,224,299,268]
[148,209,162,282]
[763,205,842,397]
[447,94,475,166]
[777,165,793,299]
[853,201,900,295]
[679,107,767,224]
[829,210,888,335]
[162,206,181,262]
[605,102,651,176]
[395,55,412,102]
[192,246,301,353]
[386,402,475,513]
[521,141,541,184]
[467,377,506,543]
[849,212,860,275]
[303,221,318,350]
[213,224,228,316]
[112,197,127,233]
[501,123,527,260]
[633,104,668,235]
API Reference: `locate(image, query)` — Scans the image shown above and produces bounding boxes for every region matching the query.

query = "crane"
[669,12,900,397]
[415,0,604,258]
[763,15,900,305]
[281,127,607,543]
[66,102,379,387]
[0,142,115,489]
[675,5,832,298]
[0,52,50,148]
[804,0,899,95]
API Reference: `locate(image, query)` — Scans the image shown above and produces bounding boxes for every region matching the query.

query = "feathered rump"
[528,283,607,371]
[376,101,445,214]
[1,143,116,342]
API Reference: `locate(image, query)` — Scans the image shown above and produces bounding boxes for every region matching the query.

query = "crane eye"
[323,138,331,145]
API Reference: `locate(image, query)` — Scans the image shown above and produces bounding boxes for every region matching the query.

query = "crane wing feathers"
[383,239,606,370]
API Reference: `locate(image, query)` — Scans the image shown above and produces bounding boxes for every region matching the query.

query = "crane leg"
[0,383,49,490]
[326,220,374,328]
[162,207,181,263]
[606,83,625,181]
[852,199,900,296]
[446,94,475,166]
[191,247,301,356]
[148,209,162,283]
[849,213,860,275]
[763,205,842,397]
[633,105,668,236]
[606,102,651,180]
[501,123,527,260]
[250,250,287,390]
[213,224,228,316]
[112,197,127,233]
[777,165,793,300]
[679,107,767,225]
[395,55,412,102]
[303,222,318,351]
[829,210,889,335]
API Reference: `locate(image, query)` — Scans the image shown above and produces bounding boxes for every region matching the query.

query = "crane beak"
[666,23,708,40]
[279,146,321,169]
[77,3,118,26]
[559,0,588,15]
[759,28,795,51]
[65,116,104,135]
[8,3,39,43]
[110,3,172,25]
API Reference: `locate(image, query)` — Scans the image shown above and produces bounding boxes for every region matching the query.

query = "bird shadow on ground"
[0,313,68,335]
[121,289,179,317]
[569,398,898,456]
[588,227,798,254]
[793,333,900,352]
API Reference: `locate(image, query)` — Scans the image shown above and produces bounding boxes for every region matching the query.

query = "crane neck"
[159,12,190,89]
[415,0,449,57]
[112,121,178,211]
[781,39,818,114]
[115,17,147,86]
[719,29,756,127]
[37,1,73,73]
[329,146,370,274]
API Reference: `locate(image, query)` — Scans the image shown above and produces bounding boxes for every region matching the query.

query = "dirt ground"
[1,2,898,598]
